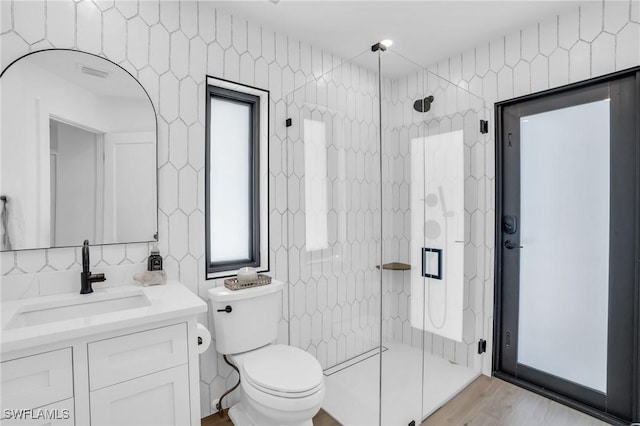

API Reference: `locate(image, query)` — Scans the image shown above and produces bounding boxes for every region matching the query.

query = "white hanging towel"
[410,130,465,342]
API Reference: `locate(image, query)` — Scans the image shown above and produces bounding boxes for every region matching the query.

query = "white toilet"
[209,280,325,426]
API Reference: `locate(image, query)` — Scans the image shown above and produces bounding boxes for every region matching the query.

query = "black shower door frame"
[493,66,640,426]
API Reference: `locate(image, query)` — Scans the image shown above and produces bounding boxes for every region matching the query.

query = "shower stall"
[284,47,490,425]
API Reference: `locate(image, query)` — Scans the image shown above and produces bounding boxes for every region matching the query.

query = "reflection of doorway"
[49,119,104,247]
[495,69,639,424]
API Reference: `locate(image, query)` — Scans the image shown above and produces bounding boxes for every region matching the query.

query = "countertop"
[1,280,207,354]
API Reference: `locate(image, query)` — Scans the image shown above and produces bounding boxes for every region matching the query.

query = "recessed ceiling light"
[381,40,393,48]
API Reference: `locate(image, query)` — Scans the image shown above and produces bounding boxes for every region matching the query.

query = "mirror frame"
[0,48,159,251]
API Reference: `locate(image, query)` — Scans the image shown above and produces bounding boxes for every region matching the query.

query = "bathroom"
[1,0,639,425]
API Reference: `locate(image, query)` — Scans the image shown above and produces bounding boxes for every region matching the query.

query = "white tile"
[158,164,178,214]
[125,243,150,263]
[76,0,102,54]
[170,31,189,79]
[616,22,640,70]
[159,0,179,33]
[558,7,580,49]
[178,167,197,214]
[179,255,198,294]
[247,20,261,59]
[1,251,16,275]
[48,247,76,271]
[103,8,126,63]
[489,36,505,72]
[569,40,590,82]
[513,60,531,97]
[497,66,513,101]
[549,47,570,88]
[521,24,539,62]
[475,43,489,76]
[530,54,549,93]
[102,245,125,265]
[275,33,288,67]
[149,24,169,74]
[207,42,224,77]
[168,210,188,259]
[188,211,205,258]
[179,77,198,125]
[188,123,205,170]
[139,0,159,26]
[262,28,275,64]
[224,47,239,81]
[16,250,46,273]
[481,71,498,105]
[449,54,462,83]
[179,0,197,39]
[633,0,640,22]
[199,381,211,417]
[1,31,27,70]
[115,0,137,19]
[46,0,75,48]
[239,52,254,85]
[232,15,247,53]
[462,49,475,81]
[198,1,215,43]
[580,2,604,42]
[14,0,44,44]
[591,32,616,76]
[1,0,12,33]
[189,37,206,81]
[216,9,231,49]
[157,117,170,166]
[94,0,114,11]
[539,16,558,56]
[169,119,188,169]
[504,32,521,67]
[159,72,179,122]
[604,0,630,34]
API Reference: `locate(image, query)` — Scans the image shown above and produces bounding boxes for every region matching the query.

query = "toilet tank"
[208,279,284,355]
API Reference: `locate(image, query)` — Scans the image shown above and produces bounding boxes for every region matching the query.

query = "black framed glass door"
[494,68,640,425]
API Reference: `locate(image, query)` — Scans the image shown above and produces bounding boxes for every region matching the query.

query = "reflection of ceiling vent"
[80,65,110,79]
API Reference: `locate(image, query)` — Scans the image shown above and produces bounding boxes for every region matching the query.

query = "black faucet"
[80,240,106,294]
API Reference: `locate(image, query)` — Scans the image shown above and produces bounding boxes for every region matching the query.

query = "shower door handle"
[504,240,523,250]
[421,248,443,280]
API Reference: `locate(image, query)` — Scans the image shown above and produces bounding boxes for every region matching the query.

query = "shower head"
[413,96,435,113]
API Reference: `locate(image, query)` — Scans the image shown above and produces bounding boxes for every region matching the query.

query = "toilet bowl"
[229,344,324,426]
[208,280,325,426]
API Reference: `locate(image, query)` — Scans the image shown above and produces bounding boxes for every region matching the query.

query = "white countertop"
[1,281,207,354]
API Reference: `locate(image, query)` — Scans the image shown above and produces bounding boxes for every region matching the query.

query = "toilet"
[209,280,325,426]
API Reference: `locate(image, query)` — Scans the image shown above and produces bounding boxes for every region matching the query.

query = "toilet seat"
[237,345,324,398]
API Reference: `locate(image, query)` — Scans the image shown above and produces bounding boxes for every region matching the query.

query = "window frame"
[205,77,269,279]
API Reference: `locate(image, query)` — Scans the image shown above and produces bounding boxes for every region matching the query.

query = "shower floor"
[322,342,479,426]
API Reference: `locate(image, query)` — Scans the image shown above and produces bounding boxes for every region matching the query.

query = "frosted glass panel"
[303,119,328,251]
[410,130,465,342]
[209,97,251,262]
[518,100,610,392]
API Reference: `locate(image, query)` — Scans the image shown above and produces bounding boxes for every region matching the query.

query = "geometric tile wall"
[1,0,638,418]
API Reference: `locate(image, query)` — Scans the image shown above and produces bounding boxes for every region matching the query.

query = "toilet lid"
[242,345,323,394]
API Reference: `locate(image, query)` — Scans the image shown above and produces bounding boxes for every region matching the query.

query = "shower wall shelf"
[376,262,411,271]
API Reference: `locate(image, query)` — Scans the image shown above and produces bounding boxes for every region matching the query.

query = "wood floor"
[201,408,339,426]
[422,375,609,426]
[201,376,609,426]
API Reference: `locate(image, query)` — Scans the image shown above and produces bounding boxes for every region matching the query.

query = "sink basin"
[4,289,151,329]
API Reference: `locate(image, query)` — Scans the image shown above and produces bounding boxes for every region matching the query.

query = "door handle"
[504,240,523,250]
[422,247,443,280]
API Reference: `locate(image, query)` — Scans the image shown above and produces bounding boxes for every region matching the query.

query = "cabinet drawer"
[1,398,74,426]
[90,364,190,426]
[1,348,73,411]
[88,323,187,390]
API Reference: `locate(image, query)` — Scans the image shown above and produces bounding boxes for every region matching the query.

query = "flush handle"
[217,305,232,313]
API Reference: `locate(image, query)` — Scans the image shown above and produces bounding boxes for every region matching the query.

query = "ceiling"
[213,0,591,75]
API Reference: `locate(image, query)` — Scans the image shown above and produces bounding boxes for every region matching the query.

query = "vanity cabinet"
[1,320,201,426]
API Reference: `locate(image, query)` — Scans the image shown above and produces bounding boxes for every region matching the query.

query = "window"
[205,77,269,279]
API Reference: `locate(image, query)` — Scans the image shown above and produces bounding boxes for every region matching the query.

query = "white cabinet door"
[89,365,191,426]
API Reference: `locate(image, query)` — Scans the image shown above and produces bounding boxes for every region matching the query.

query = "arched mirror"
[0,49,158,251]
